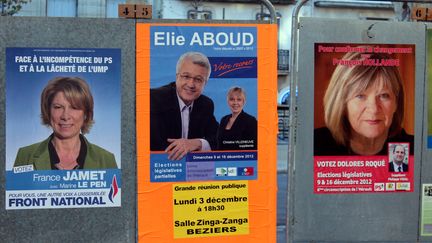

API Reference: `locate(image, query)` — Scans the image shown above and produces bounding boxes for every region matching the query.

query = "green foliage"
[1,0,30,16]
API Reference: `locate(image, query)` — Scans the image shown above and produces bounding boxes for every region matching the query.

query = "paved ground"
[277,143,288,243]
[277,172,288,243]
[277,143,289,172]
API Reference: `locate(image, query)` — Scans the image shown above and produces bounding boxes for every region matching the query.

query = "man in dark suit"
[150,52,218,160]
[389,144,408,172]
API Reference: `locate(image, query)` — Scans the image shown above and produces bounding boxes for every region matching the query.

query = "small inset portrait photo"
[424,185,432,197]
[388,143,409,173]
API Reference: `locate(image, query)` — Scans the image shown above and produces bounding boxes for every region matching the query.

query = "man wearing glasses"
[150,52,219,160]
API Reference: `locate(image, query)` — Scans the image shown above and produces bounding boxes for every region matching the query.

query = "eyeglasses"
[178,74,205,85]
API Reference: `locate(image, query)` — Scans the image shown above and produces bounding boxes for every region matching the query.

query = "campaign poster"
[313,43,415,193]
[427,29,432,148]
[136,23,278,243]
[172,181,249,238]
[148,26,258,183]
[422,184,432,236]
[5,47,121,209]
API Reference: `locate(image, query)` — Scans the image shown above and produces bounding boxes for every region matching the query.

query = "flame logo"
[108,175,118,203]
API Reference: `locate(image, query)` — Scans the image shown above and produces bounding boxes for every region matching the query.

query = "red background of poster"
[314,43,415,134]
[313,43,415,194]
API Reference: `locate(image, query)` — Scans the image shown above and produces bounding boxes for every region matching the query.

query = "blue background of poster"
[150,26,257,122]
[5,48,121,170]
[6,169,121,190]
[149,152,257,182]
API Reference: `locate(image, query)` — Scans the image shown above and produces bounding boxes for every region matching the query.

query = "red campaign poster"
[313,43,415,193]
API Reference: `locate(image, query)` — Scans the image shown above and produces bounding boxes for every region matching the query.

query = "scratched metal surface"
[290,17,426,243]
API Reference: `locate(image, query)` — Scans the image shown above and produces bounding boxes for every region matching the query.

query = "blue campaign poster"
[5,47,122,209]
[149,26,258,182]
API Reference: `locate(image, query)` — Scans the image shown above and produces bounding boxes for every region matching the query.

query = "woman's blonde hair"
[227,86,246,101]
[323,49,404,146]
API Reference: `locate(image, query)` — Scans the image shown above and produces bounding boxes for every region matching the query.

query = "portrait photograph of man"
[150,51,219,161]
[388,143,409,172]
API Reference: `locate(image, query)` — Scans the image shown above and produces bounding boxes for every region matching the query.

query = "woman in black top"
[217,86,257,150]
[314,48,414,156]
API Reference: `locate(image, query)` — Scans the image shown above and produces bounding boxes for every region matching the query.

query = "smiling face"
[393,145,405,164]
[227,91,245,115]
[50,91,84,140]
[346,82,397,141]
[175,58,208,105]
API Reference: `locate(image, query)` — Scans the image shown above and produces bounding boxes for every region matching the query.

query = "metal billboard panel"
[292,17,426,242]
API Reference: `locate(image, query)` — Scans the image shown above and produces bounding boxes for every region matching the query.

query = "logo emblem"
[108,175,119,203]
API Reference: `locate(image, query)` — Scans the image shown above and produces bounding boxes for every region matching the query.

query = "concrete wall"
[0,17,136,243]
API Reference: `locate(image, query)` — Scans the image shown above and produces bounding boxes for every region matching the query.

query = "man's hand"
[165,138,202,160]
